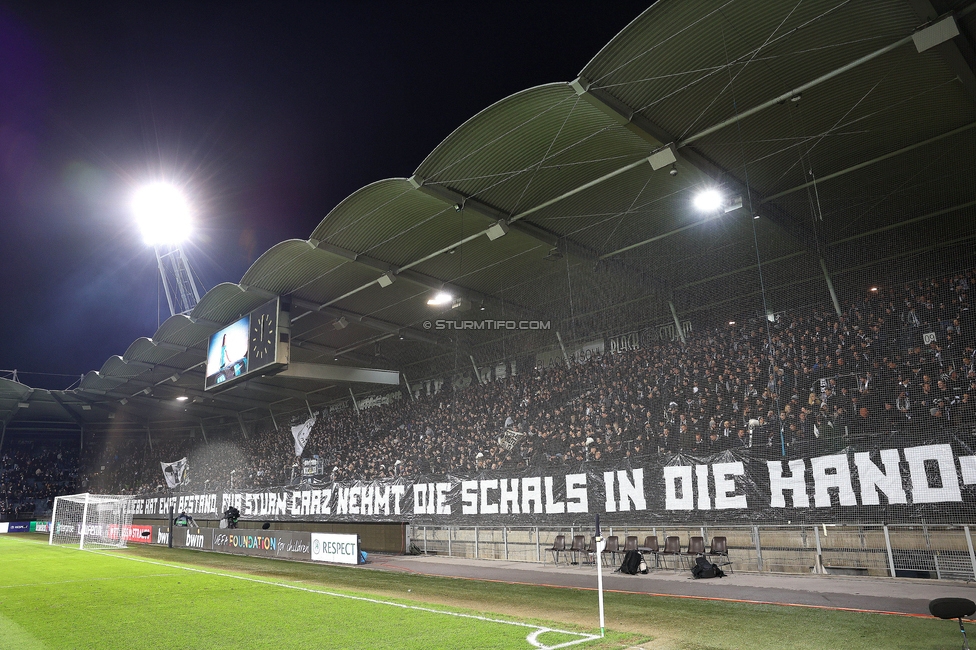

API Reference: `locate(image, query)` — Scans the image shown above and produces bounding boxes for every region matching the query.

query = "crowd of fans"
[0,445,78,520]
[4,267,975,510]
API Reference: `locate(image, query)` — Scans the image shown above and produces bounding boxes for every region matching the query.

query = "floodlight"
[485,221,509,241]
[176,395,189,402]
[693,189,724,212]
[132,182,192,246]
[427,291,453,306]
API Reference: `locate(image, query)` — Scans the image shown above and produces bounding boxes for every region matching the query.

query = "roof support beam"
[235,379,314,403]
[676,34,915,147]
[278,363,399,386]
[761,121,976,203]
[572,77,820,255]
[311,239,526,316]
[75,384,266,416]
[71,388,169,418]
[241,285,440,348]
[49,392,87,427]
[410,180,605,265]
[907,1,976,102]
[409,177,668,295]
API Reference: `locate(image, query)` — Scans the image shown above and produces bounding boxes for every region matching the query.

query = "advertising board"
[310,532,359,565]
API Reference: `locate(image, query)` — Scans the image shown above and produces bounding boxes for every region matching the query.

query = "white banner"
[310,532,359,565]
[291,415,316,457]
[160,457,188,489]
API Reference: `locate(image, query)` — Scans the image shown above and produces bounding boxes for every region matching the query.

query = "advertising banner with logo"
[6,522,31,533]
[163,526,314,561]
[310,533,359,565]
[177,527,210,550]
[212,530,312,560]
[153,526,170,546]
[107,524,154,544]
[127,441,976,527]
[31,521,51,533]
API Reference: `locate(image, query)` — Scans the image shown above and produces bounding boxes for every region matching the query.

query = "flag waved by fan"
[291,414,316,456]
[160,457,188,489]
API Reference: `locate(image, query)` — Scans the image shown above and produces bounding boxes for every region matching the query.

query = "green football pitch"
[0,534,965,649]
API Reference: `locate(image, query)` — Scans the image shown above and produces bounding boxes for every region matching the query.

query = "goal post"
[49,493,135,550]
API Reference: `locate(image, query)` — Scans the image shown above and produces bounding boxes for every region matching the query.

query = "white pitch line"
[91,549,601,650]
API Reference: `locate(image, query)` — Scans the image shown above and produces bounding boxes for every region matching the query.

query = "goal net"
[49,493,135,550]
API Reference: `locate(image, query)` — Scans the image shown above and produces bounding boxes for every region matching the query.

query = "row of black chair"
[546,534,615,566]
[546,534,732,573]
[652,535,732,572]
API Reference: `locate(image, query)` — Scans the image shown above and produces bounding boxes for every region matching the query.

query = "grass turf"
[0,534,964,649]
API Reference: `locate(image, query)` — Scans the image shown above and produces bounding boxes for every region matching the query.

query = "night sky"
[0,2,651,390]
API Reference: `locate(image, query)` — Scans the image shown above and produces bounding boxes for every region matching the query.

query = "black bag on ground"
[691,555,725,579]
[619,550,646,575]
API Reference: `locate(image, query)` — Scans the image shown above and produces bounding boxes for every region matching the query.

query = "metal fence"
[410,523,976,581]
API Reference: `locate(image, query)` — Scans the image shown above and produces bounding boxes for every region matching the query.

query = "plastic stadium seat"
[661,536,681,570]
[569,534,587,565]
[601,535,620,567]
[584,537,598,565]
[623,535,639,553]
[681,536,706,570]
[707,536,733,573]
[547,534,566,565]
[638,535,660,568]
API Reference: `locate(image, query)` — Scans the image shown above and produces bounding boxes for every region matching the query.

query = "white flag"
[291,415,316,456]
[160,457,188,489]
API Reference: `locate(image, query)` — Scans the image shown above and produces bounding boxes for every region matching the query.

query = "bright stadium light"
[132,182,192,245]
[132,181,202,317]
[693,188,724,212]
[427,291,453,306]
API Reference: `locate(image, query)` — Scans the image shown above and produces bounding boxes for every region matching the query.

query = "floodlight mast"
[132,182,202,317]
[154,243,202,316]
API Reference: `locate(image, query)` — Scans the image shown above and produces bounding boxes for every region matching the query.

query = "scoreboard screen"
[204,297,289,391]
[205,315,249,389]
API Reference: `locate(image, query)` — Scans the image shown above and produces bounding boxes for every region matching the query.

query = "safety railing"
[411,523,976,580]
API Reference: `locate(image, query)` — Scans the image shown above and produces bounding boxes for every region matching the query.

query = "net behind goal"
[49,493,135,550]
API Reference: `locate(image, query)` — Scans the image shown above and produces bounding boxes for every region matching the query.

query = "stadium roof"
[3,0,975,435]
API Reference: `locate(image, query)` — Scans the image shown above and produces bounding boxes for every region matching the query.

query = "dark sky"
[0,1,651,389]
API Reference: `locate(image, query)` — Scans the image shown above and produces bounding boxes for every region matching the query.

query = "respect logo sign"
[310,533,359,565]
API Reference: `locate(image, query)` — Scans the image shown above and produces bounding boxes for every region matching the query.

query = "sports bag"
[619,550,643,575]
[691,555,724,579]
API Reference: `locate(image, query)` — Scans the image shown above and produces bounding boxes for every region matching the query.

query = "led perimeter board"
[205,297,290,390]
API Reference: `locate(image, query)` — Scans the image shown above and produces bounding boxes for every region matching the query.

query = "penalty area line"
[92,550,602,650]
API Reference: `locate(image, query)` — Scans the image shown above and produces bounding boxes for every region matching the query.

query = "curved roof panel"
[189,282,254,324]
[311,179,443,255]
[415,84,653,217]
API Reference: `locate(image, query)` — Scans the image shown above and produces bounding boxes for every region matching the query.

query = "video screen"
[205,315,249,389]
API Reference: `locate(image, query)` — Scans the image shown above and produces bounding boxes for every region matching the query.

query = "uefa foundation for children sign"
[129,443,976,525]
